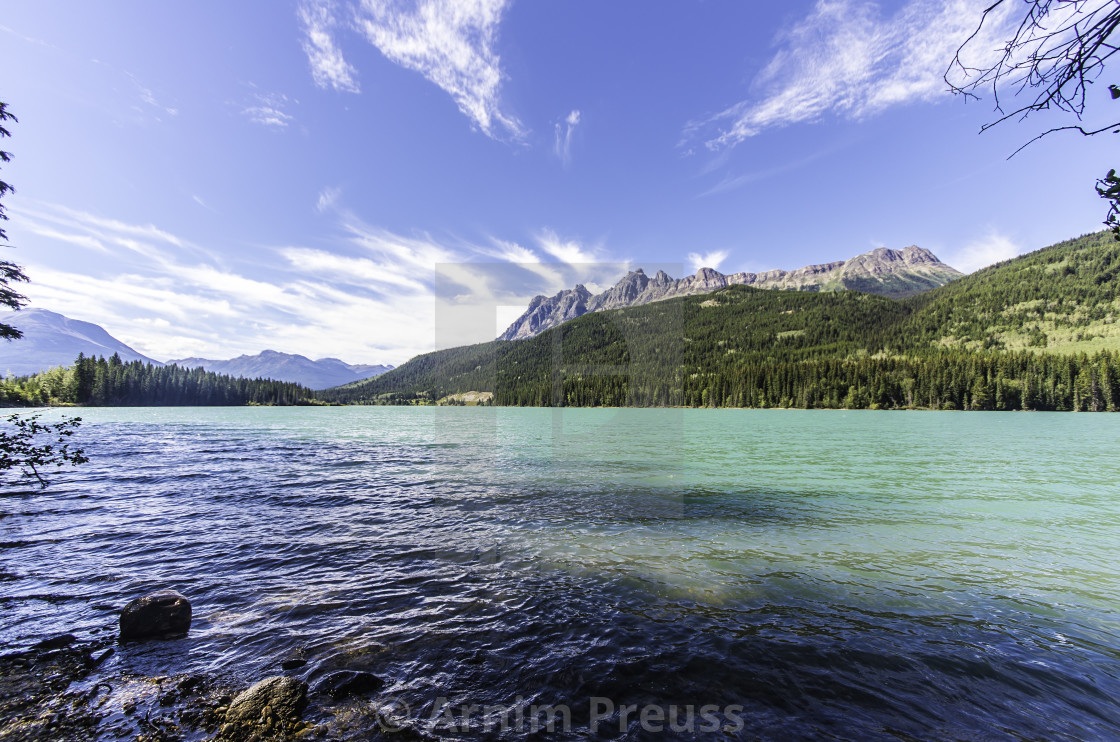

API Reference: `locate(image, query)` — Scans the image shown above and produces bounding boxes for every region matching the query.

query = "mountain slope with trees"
[322,231,1120,412]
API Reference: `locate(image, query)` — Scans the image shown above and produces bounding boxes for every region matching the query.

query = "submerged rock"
[314,670,385,700]
[119,589,192,641]
[224,675,308,725]
[33,634,77,650]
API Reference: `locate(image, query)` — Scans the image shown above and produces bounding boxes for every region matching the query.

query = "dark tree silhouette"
[1099,163,1120,237]
[947,1,1120,235]
[1,101,29,339]
[0,100,88,488]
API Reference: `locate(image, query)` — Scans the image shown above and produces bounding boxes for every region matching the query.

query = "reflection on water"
[2,407,1120,739]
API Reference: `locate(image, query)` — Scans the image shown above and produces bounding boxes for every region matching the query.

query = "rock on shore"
[119,589,192,641]
[225,675,308,723]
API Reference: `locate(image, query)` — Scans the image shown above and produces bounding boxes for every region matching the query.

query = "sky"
[0,0,1116,365]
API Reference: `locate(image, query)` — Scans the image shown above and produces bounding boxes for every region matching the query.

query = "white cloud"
[282,247,430,294]
[243,92,296,129]
[14,202,187,261]
[947,230,1025,273]
[316,186,342,213]
[10,204,444,363]
[299,0,361,93]
[537,228,601,264]
[686,0,1015,150]
[486,238,539,264]
[12,201,638,363]
[554,109,581,165]
[352,0,523,139]
[687,250,729,272]
[122,71,178,119]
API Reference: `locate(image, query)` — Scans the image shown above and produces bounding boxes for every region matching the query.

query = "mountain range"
[1,309,391,389]
[499,245,962,341]
[323,231,1120,411]
[168,351,392,391]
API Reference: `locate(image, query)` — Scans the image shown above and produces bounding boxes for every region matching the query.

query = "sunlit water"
[3,407,1120,739]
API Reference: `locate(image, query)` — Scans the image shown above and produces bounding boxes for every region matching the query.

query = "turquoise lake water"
[2,407,1120,739]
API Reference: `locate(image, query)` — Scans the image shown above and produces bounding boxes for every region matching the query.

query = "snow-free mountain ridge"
[1,308,162,377]
[168,351,393,390]
[499,245,963,341]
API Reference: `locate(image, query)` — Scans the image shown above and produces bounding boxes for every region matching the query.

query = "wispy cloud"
[11,202,635,362]
[0,23,59,50]
[316,186,342,213]
[485,238,539,265]
[554,109,581,166]
[687,250,729,272]
[88,59,179,124]
[127,72,179,118]
[350,0,524,140]
[243,92,296,129]
[11,203,436,362]
[474,236,627,298]
[695,143,847,198]
[299,0,361,93]
[536,228,602,264]
[947,230,1025,273]
[15,201,187,259]
[685,0,1014,150]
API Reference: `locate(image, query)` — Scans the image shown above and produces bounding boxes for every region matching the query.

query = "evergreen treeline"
[1,353,314,406]
[325,231,1120,411]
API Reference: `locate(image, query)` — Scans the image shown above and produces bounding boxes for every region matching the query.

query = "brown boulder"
[225,676,308,724]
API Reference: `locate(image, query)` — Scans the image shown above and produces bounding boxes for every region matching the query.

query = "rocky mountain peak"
[900,245,940,264]
[498,244,963,341]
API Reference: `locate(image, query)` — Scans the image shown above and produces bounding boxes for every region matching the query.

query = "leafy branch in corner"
[0,413,89,488]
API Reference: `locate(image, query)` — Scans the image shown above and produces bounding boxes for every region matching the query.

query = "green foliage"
[329,231,1120,411]
[0,413,88,488]
[1,100,29,341]
[892,231,1120,352]
[1099,168,1120,239]
[1,353,316,407]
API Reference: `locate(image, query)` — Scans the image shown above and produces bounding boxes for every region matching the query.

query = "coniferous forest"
[1,353,313,406]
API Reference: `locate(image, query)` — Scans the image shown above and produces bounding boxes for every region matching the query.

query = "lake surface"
[3,407,1120,739]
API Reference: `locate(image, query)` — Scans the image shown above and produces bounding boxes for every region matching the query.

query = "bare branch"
[948,0,1120,128]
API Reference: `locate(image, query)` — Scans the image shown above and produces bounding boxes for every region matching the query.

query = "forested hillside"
[323,232,1120,411]
[1,353,314,406]
[890,231,1120,354]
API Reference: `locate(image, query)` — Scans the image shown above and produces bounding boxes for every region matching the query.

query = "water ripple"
[2,407,1120,739]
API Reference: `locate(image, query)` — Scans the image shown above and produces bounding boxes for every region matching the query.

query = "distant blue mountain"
[1,309,393,389]
[167,350,393,390]
[1,308,162,377]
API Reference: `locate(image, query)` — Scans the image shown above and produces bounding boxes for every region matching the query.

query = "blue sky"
[1,0,1115,365]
